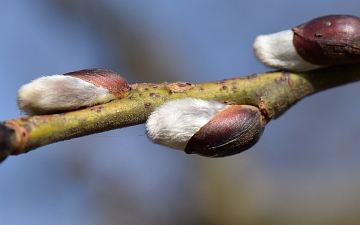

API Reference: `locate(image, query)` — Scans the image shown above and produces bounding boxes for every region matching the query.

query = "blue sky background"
[0,0,359,224]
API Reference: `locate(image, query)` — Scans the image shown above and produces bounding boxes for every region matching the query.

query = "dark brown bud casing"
[293,15,360,66]
[185,105,266,158]
[64,68,130,99]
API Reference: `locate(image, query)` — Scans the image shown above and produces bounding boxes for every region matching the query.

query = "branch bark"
[1,63,360,162]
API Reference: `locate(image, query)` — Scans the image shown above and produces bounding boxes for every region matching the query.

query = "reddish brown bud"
[184,105,266,158]
[64,68,130,98]
[293,15,360,66]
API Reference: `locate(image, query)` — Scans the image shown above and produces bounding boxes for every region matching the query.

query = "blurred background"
[0,0,359,224]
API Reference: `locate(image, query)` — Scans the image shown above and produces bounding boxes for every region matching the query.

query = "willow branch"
[1,63,360,162]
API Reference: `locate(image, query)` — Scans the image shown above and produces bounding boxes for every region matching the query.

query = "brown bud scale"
[184,105,265,158]
[64,68,130,98]
[293,15,360,65]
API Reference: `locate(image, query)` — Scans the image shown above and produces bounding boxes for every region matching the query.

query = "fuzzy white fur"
[253,29,323,72]
[146,98,229,150]
[17,75,116,115]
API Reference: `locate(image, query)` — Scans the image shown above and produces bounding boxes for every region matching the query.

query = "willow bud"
[293,15,360,66]
[146,98,266,157]
[254,14,360,71]
[185,104,265,157]
[17,68,130,115]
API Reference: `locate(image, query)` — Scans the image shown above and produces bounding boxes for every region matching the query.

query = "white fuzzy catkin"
[146,98,230,150]
[253,29,324,72]
[17,75,117,115]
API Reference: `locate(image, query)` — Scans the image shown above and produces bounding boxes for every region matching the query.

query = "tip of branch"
[0,122,15,163]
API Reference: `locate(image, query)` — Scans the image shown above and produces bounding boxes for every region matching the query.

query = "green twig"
[1,64,359,162]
